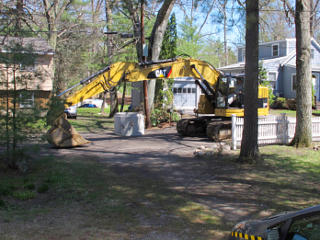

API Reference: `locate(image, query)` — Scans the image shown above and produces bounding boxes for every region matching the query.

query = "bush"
[37,183,49,193]
[0,199,6,209]
[150,109,181,127]
[24,183,35,190]
[271,97,287,109]
[0,184,16,196]
[271,98,296,110]
[12,190,35,200]
[151,108,170,127]
[286,99,296,110]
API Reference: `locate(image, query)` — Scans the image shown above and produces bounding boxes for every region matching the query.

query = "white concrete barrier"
[114,112,145,136]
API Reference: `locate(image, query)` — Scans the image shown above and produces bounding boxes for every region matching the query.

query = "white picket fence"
[231,114,320,150]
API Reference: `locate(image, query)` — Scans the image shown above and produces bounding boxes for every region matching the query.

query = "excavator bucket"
[47,114,90,148]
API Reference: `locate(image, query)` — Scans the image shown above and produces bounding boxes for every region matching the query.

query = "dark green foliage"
[160,13,177,60]
[151,108,180,127]
[0,40,46,172]
[0,199,6,209]
[24,183,35,190]
[37,183,49,193]
[46,96,66,126]
[154,14,178,125]
[12,190,35,201]
[0,184,17,196]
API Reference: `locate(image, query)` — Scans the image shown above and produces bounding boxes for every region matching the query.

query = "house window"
[19,62,35,72]
[241,48,245,62]
[268,72,277,90]
[268,72,277,82]
[311,48,315,59]
[272,44,279,57]
[19,91,34,108]
[292,74,296,91]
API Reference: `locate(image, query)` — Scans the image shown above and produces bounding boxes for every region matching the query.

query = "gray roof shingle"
[0,36,54,55]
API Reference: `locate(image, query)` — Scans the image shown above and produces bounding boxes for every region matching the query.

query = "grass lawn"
[270,108,320,117]
[68,106,129,133]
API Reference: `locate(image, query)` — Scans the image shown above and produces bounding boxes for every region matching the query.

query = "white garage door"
[172,81,197,110]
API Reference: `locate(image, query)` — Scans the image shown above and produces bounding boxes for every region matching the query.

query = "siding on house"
[282,65,296,99]
[220,38,320,101]
[258,40,287,59]
[311,41,320,65]
[0,90,51,109]
[0,37,54,110]
[0,54,53,91]
[237,48,244,62]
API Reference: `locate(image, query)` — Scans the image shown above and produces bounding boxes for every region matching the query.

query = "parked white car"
[64,105,77,119]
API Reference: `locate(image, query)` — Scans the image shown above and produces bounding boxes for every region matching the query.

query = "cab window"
[286,214,320,240]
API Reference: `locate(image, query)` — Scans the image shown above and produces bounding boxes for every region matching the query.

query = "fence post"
[232,114,237,150]
[281,113,288,144]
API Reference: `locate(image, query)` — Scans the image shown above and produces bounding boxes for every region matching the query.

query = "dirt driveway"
[52,127,271,225]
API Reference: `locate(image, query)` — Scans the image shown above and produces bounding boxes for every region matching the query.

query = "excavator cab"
[213,74,269,117]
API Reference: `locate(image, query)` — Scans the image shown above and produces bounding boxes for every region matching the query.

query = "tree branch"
[196,0,215,36]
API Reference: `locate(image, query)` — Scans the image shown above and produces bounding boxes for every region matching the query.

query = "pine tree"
[160,13,177,60]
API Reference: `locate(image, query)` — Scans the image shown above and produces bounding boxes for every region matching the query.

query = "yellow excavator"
[47,57,269,148]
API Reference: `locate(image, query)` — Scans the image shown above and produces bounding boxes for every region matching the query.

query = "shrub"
[271,97,287,109]
[24,183,35,190]
[0,199,6,209]
[0,184,16,196]
[37,183,49,193]
[12,190,35,200]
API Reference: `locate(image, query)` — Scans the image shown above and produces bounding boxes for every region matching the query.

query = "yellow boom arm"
[65,58,220,107]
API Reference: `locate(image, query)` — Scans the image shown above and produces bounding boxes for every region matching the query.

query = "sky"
[172,1,246,51]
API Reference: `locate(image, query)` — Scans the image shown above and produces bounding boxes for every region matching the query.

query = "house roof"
[283,63,320,72]
[237,38,296,49]
[218,62,246,71]
[218,53,295,72]
[0,36,54,55]
[219,37,320,73]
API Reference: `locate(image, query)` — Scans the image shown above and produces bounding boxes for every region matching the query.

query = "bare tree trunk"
[120,81,127,112]
[100,91,107,115]
[6,67,10,166]
[15,0,24,35]
[238,0,260,163]
[122,0,143,111]
[291,0,312,147]
[109,87,119,117]
[103,0,117,116]
[42,0,72,93]
[123,0,175,112]
[147,0,175,111]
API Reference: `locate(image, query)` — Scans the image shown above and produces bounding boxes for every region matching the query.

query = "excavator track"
[206,120,232,141]
[177,117,231,141]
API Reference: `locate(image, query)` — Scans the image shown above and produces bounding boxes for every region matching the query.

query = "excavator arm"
[46,58,221,148]
[65,58,220,107]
